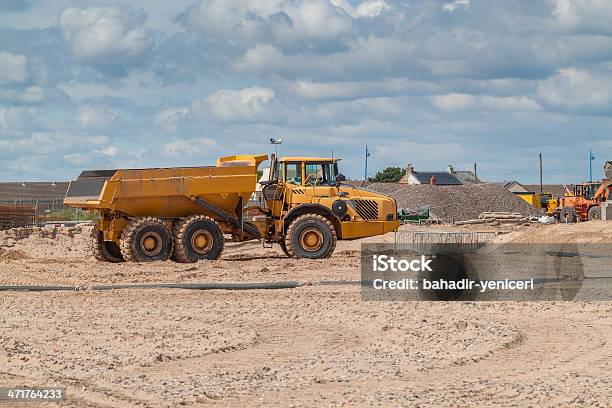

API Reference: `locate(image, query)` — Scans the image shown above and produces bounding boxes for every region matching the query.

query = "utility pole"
[589,148,592,181]
[473,162,478,183]
[364,145,370,181]
[539,153,543,194]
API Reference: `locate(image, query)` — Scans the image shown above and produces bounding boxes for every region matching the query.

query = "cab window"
[304,162,337,186]
[284,162,302,185]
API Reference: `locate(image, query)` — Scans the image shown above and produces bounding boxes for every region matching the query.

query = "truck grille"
[353,199,379,220]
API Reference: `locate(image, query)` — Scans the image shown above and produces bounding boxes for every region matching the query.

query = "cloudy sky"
[0,0,611,183]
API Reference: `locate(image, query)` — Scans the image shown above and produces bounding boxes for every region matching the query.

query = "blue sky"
[0,0,611,183]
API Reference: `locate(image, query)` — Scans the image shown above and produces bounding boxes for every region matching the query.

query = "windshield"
[304,162,337,186]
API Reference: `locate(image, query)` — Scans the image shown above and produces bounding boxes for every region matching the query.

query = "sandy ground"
[0,222,611,407]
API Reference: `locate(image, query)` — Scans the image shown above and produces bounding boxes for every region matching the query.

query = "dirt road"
[0,223,610,407]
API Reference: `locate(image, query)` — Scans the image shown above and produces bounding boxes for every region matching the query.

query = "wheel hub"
[191,229,213,254]
[140,231,162,256]
[299,228,323,252]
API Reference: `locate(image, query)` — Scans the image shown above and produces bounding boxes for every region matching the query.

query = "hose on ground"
[90,281,303,291]
[0,281,303,292]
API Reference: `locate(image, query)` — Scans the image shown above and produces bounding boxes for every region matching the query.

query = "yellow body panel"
[516,193,540,208]
[65,155,267,219]
[341,220,400,239]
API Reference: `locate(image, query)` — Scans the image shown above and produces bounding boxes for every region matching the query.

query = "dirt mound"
[0,248,28,261]
[365,183,538,222]
[0,224,92,260]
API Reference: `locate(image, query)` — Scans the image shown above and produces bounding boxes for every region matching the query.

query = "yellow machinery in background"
[516,192,558,215]
[64,154,400,263]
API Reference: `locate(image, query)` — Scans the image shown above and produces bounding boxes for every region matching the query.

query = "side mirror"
[336,173,346,187]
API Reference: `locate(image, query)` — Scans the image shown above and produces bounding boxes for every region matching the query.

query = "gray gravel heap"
[361,183,539,222]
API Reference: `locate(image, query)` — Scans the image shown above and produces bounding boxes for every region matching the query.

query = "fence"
[0,204,36,229]
[0,198,66,212]
[0,198,94,229]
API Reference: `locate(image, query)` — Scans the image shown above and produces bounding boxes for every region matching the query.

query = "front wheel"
[284,214,337,259]
[587,206,601,221]
[560,207,576,223]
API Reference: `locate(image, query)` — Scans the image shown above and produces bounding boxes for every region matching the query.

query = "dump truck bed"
[64,155,268,218]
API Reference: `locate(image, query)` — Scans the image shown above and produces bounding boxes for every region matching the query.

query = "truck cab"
[261,156,400,258]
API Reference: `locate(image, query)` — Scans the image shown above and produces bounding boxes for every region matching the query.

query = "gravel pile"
[364,183,539,222]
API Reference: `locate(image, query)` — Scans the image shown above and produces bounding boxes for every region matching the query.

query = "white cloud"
[0,86,44,103]
[292,78,442,100]
[0,51,28,84]
[58,6,153,61]
[432,93,540,111]
[443,0,469,13]
[87,135,110,146]
[233,44,286,73]
[179,0,354,51]
[154,107,189,132]
[332,0,390,18]
[78,106,119,128]
[480,96,540,111]
[0,107,37,130]
[553,0,612,34]
[99,146,118,157]
[431,93,475,111]
[233,36,418,80]
[193,87,276,121]
[163,139,217,158]
[64,153,89,166]
[537,68,612,109]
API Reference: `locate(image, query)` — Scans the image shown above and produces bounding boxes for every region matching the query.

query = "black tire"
[172,215,224,262]
[278,240,291,258]
[561,207,576,223]
[284,214,337,259]
[587,206,601,221]
[120,217,174,262]
[91,225,124,263]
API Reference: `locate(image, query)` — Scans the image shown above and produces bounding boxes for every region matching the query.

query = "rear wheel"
[587,206,601,221]
[561,207,576,223]
[120,217,173,262]
[172,215,225,262]
[284,214,337,259]
[91,225,124,263]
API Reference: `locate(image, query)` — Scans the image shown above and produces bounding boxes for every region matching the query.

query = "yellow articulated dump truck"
[64,154,400,263]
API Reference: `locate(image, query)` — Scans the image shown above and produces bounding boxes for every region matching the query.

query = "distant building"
[504,181,530,194]
[504,181,567,198]
[446,164,480,184]
[399,163,463,185]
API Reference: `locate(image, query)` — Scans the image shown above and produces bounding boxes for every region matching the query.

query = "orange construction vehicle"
[557,179,612,222]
